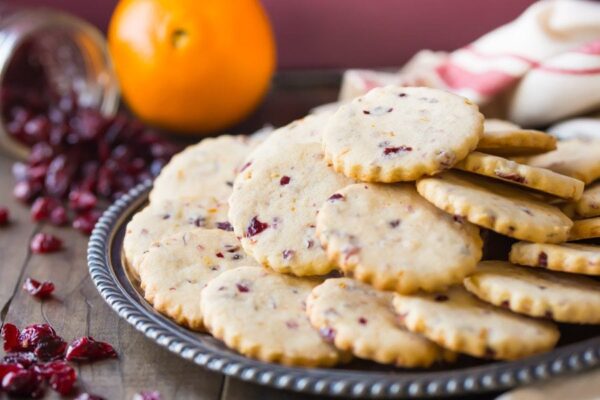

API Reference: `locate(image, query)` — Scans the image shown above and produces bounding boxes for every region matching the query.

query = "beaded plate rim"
[87,180,600,399]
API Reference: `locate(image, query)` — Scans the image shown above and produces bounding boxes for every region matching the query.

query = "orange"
[108,0,276,134]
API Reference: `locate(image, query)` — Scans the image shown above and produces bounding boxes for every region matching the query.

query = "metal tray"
[88,180,600,399]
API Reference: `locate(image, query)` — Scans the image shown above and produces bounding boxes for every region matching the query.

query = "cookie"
[510,242,600,276]
[316,183,482,293]
[455,152,584,200]
[150,135,256,204]
[478,123,556,156]
[123,197,229,279]
[200,266,347,367]
[139,229,259,330]
[306,278,452,367]
[523,139,600,184]
[229,137,354,276]
[321,86,483,182]
[393,286,560,360]
[569,217,600,240]
[570,182,600,218]
[464,260,600,324]
[416,171,573,243]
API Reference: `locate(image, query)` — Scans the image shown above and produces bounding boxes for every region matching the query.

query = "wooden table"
[0,72,498,400]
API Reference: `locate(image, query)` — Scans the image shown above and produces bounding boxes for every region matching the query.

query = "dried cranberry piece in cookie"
[245,216,268,237]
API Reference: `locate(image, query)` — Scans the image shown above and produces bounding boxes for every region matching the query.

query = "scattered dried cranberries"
[30,233,63,253]
[22,278,55,299]
[65,337,117,362]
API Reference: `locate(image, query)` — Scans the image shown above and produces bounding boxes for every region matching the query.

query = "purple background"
[18,0,535,69]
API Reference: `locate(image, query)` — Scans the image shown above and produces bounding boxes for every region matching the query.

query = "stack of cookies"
[123,86,600,368]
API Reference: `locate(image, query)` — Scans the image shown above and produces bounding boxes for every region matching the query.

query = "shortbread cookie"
[123,197,229,279]
[150,135,256,204]
[316,183,482,293]
[510,242,600,275]
[322,86,483,182]
[416,171,573,243]
[200,266,347,367]
[229,140,354,276]
[455,152,583,200]
[464,260,600,324]
[524,139,600,184]
[393,286,560,360]
[306,278,452,367]
[569,217,600,241]
[571,182,600,218]
[139,229,258,330]
[478,126,556,156]
[483,119,520,133]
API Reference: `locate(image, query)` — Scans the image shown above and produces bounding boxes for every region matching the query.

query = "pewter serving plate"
[88,181,600,399]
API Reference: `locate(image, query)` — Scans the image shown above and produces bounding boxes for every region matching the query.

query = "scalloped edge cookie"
[510,241,600,276]
[569,217,600,241]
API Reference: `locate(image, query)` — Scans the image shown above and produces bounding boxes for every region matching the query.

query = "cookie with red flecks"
[510,241,600,276]
[139,228,258,330]
[228,124,354,276]
[477,120,556,156]
[306,278,454,367]
[123,197,229,279]
[569,217,600,241]
[316,183,482,293]
[321,86,483,182]
[393,286,560,360]
[201,266,348,366]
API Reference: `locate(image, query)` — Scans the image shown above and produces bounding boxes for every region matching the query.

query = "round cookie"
[123,197,229,279]
[393,286,560,360]
[316,183,482,293]
[569,217,600,241]
[571,182,600,218]
[510,242,600,276]
[464,260,600,324]
[416,171,573,243]
[478,126,557,156]
[150,135,257,204]
[483,119,520,133]
[139,229,259,330]
[306,278,452,367]
[455,151,584,200]
[523,139,600,184]
[229,137,354,276]
[321,86,483,182]
[200,266,347,367]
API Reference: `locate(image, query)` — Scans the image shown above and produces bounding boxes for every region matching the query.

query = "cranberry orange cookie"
[322,86,483,182]
[316,183,482,293]
[464,261,600,324]
[510,242,600,276]
[416,171,573,243]
[139,229,258,330]
[478,122,556,156]
[200,266,347,367]
[123,197,229,279]
[150,135,256,204]
[570,183,600,218]
[523,139,600,184]
[393,286,560,360]
[306,278,452,367]
[229,139,354,276]
[569,217,600,241]
[455,152,584,200]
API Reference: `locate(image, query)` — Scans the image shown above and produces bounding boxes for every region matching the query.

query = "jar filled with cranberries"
[0,3,179,236]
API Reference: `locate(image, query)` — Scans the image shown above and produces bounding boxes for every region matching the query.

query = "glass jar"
[0,3,119,159]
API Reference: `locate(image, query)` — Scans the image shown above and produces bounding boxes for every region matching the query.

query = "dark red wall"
[17,0,535,69]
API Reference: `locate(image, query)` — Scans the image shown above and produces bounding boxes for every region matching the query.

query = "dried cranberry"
[35,360,76,395]
[328,193,344,201]
[358,317,368,325]
[434,294,449,302]
[0,363,23,381]
[23,277,55,299]
[23,115,50,142]
[30,196,58,221]
[75,394,105,400]
[216,221,233,231]
[2,352,37,368]
[134,391,162,400]
[28,142,54,165]
[0,207,9,225]
[65,337,117,362]
[215,252,224,259]
[68,189,97,211]
[279,176,291,185]
[383,146,412,155]
[34,336,67,361]
[18,324,57,351]
[236,283,250,293]
[49,205,69,226]
[495,171,526,184]
[30,233,63,253]
[45,154,76,198]
[72,209,101,235]
[1,323,20,352]
[319,327,336,343]
[245,216,268,237]
[2,369,44,398]
[14,180,41,203]
[538,252,548,268]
